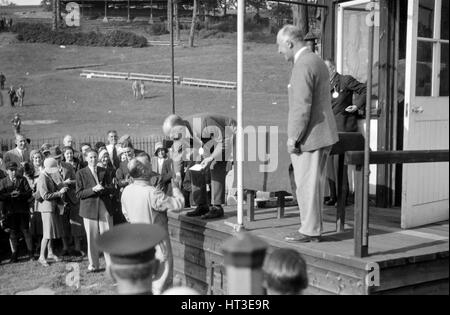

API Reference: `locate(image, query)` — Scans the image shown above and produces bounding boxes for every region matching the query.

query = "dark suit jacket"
[0,175,32,216]
[76,166,115,220]
[115,161,131,189]
[330,73,367,132]
[50,162,78,205]
[288,49,338,151]
[171,113,237,175]
[151,157,173,193]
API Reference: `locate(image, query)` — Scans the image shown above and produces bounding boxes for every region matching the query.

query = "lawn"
[0,254,116,295]
[0,33,290,143]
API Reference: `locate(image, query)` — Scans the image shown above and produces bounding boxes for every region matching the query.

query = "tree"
[40,0,52,12]
[247,0,265,15]
[174,0,180,41]
[52,0,57,30]
[292,0,308,36]
[189,0,198,47]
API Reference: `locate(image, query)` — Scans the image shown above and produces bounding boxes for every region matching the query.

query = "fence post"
[222,232,268,295]
[354,165,368,257]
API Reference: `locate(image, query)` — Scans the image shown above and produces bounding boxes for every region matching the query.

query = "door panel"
[402,0,449,229]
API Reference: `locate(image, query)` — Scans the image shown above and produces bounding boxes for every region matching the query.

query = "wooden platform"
[168,205,449,295]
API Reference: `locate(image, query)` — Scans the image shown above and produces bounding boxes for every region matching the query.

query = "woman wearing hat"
[97,149,115,171]
[40,143,52,159]
[36,158,68,266]
[151,142,173,195]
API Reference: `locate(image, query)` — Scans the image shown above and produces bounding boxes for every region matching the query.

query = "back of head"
[278,25,306,44]
[128,157,150,179]
[162,114,184,137]
[263,248,308,295]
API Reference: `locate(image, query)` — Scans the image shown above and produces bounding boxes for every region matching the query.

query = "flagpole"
[236,0,245,231]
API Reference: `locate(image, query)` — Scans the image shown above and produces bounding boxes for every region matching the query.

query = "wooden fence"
[80,70,237,90]
[0,135,166,155]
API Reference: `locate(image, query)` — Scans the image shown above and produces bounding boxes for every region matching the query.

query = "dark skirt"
[30,211,43,237]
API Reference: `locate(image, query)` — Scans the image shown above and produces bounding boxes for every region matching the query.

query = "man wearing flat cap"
[97,223,166,295]
[162,113,236,220]
[0,161,33,263]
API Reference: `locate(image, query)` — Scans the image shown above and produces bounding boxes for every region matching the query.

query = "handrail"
[345,150,450,166]
[344,149,449,257]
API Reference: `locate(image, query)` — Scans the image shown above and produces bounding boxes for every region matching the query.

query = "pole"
[103,1,108,23]
[362,1,375,256]
[149,0,153,24]
[236,0,245,230]
[170,0,175,114]
[127,0,130,23]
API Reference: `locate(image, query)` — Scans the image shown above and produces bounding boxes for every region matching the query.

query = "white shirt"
[106,144,119,163]
[157,158,165,174]
[88,166,99,185]
[121,180,184,225]
[294,47,309,64]
[16,148,25,160]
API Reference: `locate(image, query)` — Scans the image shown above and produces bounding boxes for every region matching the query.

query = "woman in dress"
[36,158,68,266]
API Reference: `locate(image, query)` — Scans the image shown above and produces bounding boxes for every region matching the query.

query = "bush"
[208,20,266,33]
[146,23,168,36]
[209,21,236,33]
[244,31,276,44]
[10,22,147,48]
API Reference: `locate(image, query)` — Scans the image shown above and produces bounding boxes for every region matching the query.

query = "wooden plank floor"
[169,205,449,268]
[168,204,449,294]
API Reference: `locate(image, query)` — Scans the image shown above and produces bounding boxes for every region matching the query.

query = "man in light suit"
[277,25,338,243]
[76,149,116,272]
[3,134,30,171]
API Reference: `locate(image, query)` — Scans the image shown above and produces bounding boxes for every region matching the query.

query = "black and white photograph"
[0,0,448,298]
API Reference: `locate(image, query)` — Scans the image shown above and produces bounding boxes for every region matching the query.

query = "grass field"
[0,32,290,143]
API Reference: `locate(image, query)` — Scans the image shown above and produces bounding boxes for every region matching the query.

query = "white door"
[402,0,449,228]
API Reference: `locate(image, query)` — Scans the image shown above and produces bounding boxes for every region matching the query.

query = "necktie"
[112,146,118,166]
[92,167,100,185]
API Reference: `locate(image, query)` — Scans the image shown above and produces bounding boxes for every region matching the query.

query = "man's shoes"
[28,251,36,261]
[38,258,49,267]
[201,205,224,220]
[71,250,85,257]
[47,254,62,262]
[87,265,101,273]
[284,232,321,243]
[9,252,18,263]
[186,205,209,217]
